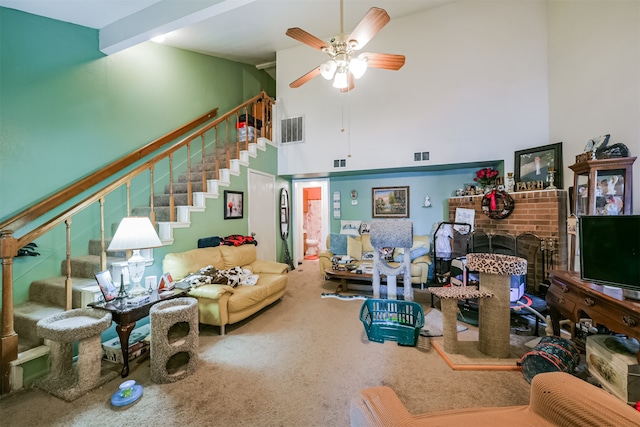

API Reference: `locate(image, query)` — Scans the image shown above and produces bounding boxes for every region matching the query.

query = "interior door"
[248,169,276,261]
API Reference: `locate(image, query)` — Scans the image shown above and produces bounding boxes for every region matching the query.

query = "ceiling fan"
[286,0,405,92]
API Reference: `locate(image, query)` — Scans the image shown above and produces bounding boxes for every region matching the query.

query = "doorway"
[293,179,329,266]
[248,169,276,261]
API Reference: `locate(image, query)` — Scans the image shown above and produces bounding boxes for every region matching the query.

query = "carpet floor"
[0,259,533,427]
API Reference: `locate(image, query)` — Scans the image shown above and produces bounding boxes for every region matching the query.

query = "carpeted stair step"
[176,170,219,183]
[132,206,176,222]
[12,301,65,349]
[28,276,101,308]
[88,239,127,258]
[164,180,208,195]
[60,255,125,279]
[153,193,191,207]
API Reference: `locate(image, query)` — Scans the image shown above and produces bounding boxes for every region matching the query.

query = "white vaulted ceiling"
[0,0,456,69]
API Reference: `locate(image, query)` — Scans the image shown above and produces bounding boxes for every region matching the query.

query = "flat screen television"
[579,215,640,298]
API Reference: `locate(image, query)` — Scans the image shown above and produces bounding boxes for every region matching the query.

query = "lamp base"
[128,281,147,297]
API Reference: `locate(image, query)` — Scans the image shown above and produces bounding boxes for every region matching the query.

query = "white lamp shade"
[332,70,348,89]
[320,60,337,80]
[350,56,368,79]
[107,217,162,251]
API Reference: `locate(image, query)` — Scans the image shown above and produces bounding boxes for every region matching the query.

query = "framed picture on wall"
[514,142,563,188]
[224,190,244,219]
[372,186,410,218]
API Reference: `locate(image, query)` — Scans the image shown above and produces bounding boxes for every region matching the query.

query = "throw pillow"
[329,233,348,255]
[394,247,429,262]
[347,236,362,261]
[339,220,362,236]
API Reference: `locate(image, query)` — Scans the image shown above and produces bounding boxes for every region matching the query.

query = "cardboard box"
[102,323,151,364]
[586,334,640,404]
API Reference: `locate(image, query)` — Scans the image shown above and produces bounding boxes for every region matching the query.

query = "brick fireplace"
[448,189,568,292]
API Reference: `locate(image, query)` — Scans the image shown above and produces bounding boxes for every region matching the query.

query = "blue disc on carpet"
[111,380,143,407]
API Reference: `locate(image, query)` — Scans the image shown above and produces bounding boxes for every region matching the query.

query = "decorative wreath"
[481,190,515,220]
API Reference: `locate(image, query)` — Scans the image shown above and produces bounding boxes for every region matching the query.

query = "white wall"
[276,0,549,176]
[547,0,640,212]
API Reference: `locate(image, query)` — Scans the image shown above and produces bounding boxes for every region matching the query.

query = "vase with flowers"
[474,167,500,193]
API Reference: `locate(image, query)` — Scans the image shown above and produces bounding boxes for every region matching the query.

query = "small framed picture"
[372,186,410,218]
[158,273,175,291]
[514,142,563,188]
[224,190,244,219]
[95,270,118,302]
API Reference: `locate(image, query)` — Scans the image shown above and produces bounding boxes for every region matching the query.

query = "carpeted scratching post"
[370,220,414,301]
[466,253,528,358]
[428,286,492,354]
[36,308,115,401]
[150,297,199,384]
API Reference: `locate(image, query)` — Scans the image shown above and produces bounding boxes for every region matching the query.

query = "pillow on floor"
[330,233,348,255]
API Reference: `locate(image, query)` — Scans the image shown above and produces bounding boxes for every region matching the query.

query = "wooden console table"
[89,288,188,377]
[547,270,640,362]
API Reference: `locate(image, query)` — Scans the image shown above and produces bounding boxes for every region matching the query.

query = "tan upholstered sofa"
[319,234,432,287]
[350,371,640,427]
[163,244,288,334]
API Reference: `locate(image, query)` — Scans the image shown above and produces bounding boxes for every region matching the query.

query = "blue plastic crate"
[359,299,425,346]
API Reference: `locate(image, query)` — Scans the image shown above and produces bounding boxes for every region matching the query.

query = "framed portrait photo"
[372,186,410,218]
[514,142,563,188]
[224,190,244,219]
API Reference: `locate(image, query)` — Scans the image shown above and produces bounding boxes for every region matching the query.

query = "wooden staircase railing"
[0,91,275,394]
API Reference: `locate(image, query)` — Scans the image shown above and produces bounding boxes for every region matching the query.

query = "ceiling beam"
[99,0,258,55]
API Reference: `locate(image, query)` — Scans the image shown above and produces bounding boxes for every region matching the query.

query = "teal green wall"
[0,7,274,222]
[0,7,276,305]
[328,165,500,237]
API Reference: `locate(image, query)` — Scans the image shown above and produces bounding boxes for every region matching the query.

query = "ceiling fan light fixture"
[349,56,368,79]
[320,60,337,80]
[332,69,349,89]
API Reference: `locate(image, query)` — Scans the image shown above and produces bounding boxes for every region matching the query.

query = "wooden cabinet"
[547,270,640,362]
[569,157,636,216]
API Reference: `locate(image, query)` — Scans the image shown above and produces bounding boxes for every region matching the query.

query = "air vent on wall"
[280,115,304,144]
[413,152,430,162]
[333,159,346,168]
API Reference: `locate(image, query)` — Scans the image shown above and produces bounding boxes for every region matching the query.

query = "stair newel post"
[0,230,19,394]
[200,134,207,194]
[64,218,72,310]
[99,198,106,272]
[169,154,175,222]
[214,128,220,181]
[186,141,193,207]
[149,166,156,224]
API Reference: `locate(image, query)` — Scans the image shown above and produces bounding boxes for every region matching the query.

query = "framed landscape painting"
[372,186,410,218]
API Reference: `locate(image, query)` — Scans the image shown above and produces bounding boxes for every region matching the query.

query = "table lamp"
[107,217,162,297]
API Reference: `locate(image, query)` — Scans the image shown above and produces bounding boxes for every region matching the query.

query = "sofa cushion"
[347,236,362,260]
[220,244,257,269]
[228,284,269,312]
[163,247,225,280]
[361,234,374,252]
[330,233,348,255]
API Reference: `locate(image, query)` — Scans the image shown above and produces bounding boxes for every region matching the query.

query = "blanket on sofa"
[183,265,259,288]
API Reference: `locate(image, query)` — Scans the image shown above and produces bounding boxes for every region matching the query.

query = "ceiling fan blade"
[286,28,328,51]
[290,66,321,88]
[340,72,355,93]
[348,7,390,50]
[362,52,405,70]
